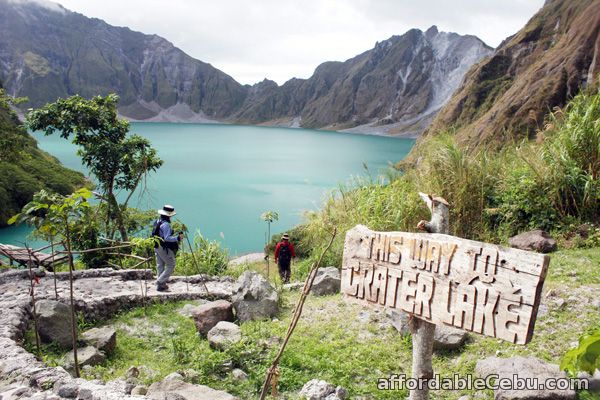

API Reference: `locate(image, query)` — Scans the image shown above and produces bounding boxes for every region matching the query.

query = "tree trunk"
[107,190,128,242]
[410,195,450,400]
[26,247,41,354]
[64,223,80,378]
[409,321,435,400]
[51,237,58,300]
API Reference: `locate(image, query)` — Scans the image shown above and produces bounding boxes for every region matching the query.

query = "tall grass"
[298,86,600,261]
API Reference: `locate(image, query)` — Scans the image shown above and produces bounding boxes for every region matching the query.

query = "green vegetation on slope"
[0,89,86,227]
[293,86,600,266]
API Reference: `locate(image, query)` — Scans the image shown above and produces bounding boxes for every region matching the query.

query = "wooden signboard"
[341,225,550,344]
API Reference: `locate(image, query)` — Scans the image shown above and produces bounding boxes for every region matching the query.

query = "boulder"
[311,267,341,296]
[147,379,238,400]
[178,304,202,317]
[207,321,242,350]
[35,300,73,348]
[476,356,576,399]
[232,368,248,381]
[131,385,148,395]
[578,370,600,392]
[231,271,279,322]
[164,372,184,381]
[386,309,410,336]
[54,381,79,398]
[64,346,106,372]
[509,230,557,253]
[299,379,347,400]
[283,282,304,291]
[191,300,234,337]
[433,325,469,350]
[81,327,116,354]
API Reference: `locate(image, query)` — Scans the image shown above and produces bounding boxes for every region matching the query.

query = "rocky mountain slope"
[423,0,600,146]
[0,0,247,122]
[236,26,492,135]
[0,0,491,135]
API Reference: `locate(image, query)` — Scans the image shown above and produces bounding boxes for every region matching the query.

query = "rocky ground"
[1,246,599,400]
[0,268,234,399]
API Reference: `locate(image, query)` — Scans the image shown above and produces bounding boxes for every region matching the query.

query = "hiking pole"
[181,224,210,296]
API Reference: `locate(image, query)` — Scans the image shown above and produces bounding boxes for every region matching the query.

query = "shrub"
[299,86,600,259]
[176,231,229,276]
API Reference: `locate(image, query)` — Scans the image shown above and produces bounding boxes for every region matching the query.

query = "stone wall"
[0,268,235,399]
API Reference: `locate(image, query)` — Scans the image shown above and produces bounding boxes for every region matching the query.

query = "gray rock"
[476,356,576,399]
[131,385,148,395]
[0,385,33,399]
[555,298,567,309]
[181,369,200,383]
[433,325,469,350]
[105,378,135,394]
[64,345,106,372]
[311,267,341,296]
[458,396,471,400]
[329,386,348,400]
[164,372,184,381]
[232,271,279,322]
[54,381,79,398]
[207,321,242,350]
[177,303,205,317]
[82,326,116,354]
[192,300,234,337]
[126,366,140,378]
[232,368,248,381]
[578,370,600,392]
[299,379,348,400]
[35,300,73,348]
[283,282,304,291]
[509,230,557,253]
[147,379,238,400]
[386,309,410,336]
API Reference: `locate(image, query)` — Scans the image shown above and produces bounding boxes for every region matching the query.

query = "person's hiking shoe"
[156,283,169,292]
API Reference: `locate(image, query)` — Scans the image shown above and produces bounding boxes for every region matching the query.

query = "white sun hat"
[158,204,176,217]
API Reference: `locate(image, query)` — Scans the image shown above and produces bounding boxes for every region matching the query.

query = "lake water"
[0,123,414,255]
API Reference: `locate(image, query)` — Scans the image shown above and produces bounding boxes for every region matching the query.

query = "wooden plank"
[341,225,550,345]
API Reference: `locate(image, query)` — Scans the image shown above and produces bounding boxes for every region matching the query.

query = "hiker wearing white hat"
[151,205,183,291]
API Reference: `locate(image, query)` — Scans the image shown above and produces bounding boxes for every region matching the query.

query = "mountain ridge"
[0,0,492,136]
[422,0,600,146]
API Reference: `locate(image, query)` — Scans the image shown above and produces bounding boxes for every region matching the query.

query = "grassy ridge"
[292,86,600,266]
[0,94,86,227]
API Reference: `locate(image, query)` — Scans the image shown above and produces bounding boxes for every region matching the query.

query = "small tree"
[11,188,93,378]
[9,190,62,298]
[260,211,279,278]
[26,94,163,241]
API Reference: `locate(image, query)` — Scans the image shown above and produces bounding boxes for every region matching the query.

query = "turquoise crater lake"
[0,123,414,255]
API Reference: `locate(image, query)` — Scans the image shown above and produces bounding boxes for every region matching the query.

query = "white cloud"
[55,0,545,85]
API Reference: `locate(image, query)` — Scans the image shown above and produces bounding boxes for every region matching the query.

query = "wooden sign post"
[341,194,550,399]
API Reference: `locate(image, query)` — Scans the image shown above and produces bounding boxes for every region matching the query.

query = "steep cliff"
[236,26,492,135]
[0,0,491,136]
[424,0,600,146]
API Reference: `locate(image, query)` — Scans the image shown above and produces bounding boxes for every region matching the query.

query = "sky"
[54,0,545,86]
